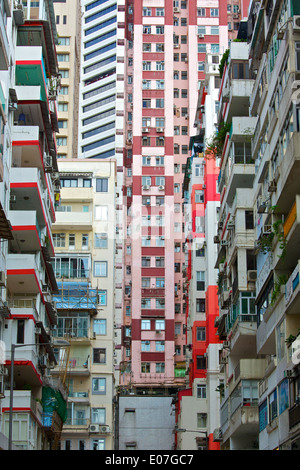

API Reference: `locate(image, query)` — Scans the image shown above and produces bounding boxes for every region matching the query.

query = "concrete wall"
[118,396,175,450]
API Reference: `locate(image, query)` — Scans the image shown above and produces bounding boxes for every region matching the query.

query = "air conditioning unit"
[262,225,272,236]
[223,340,231,349]
[248,270,257,281]
[214,235,220,244]
[35,327,42,335]
[221,240,228,246]
[213,428,222,442]
[142,127,149,133]
[227,219,235,229]
[173,7,180,13]
[142,185,150,190]
[100,425,110,433]
[89,424,99,433]
[156,127,164,133]
[158,185,165,190]
[293,16,300,30]
[198,34,205,39]
[268,180,277,192]
[257,197,267,213]
[220,356,227,364]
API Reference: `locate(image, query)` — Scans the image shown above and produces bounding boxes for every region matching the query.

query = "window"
[91,408,105,424]
[143,7,151,16]
[196,355,206,370]
[269,389,278,422]
[143,61,151,71]
[17,319,25,344]
[57,137,67,146]
[94,261,107,277]
[156,298,165,309]
[95,205,108,220]
[142,256,151,267]
[156,278,165,288]
[141,298,151,309]
[69,234,75,249]
[211,26,219,35]
[156,362,165,373]
[59,86,68,95]
[93,319,107,335]
[98,290,107,306]
[196,271,205,290]
[141,362,150,373]
[96,178,108,192]
[57,54,69,62]
[196,298,206,312]
[210,8,219,16]
[92,378,106,394]
[94,233,108,249]
[53,233,66,247]
[82,234,88,250]
[141,320,151,330]
[156,26,164,34]
[197,8,205,16]
[93,348,106,364]
[155,319,165,331]
[92,439,105,450]
[196,327,206,341]
[197,413,207,427]
[197,384,207,398]
[141,341,150,352]
[156,8,164,16]
[156,236,165,247]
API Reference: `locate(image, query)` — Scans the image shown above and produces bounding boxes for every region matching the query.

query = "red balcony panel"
[142,108,164,117]
[165,320,175,341]
[142,34,164,43]
[142,89,164,98]
[141,352,165,362]
[131,319,141,340]
[141,309,165,317]
[141,247,164,256]
[165,175,174,195]
[132,175,142,195]
[141,268,165,276]
[141,288,165,297]
[142,166,165,175]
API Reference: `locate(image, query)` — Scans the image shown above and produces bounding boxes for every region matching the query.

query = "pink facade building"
[120,0,230,396]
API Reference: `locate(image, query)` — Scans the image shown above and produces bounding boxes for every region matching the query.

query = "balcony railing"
[289,402,300,429]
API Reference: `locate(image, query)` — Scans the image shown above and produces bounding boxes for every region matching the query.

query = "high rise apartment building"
[120,0,228,393]
[53,0,81,159]
[51,158,117,451]
[0,0,67,450]
[175,53,223,451]
[214,0,300,450]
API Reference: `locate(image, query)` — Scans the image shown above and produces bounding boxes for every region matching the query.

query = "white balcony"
[10,167,55,225]
[53,211,93,230]
[6,253,43,295]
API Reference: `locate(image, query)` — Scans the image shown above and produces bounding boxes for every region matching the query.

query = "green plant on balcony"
[219,49,229,78]
[285,334,298,348]
[205,122,231,158]
[271,274,287,305]
[257,219,287,260]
